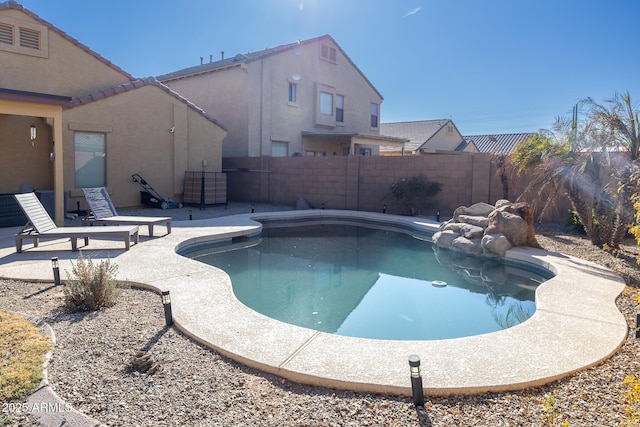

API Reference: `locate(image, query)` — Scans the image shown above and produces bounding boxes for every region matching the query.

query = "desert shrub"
[64,254,123,311]
[384,175,442,216]
[566,209,586,233]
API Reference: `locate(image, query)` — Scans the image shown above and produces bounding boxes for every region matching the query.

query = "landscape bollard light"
[409,354,425,407]
[383,204,386,214]
[162,290,173,326]
[51,257,61,285]
[189,209,193,221]
[436,210,440,222]
[322,203,325,210]
[251,204,255,213]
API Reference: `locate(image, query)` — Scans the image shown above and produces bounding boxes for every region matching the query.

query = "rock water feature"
[431,200,546,327]
[433,199,539,257]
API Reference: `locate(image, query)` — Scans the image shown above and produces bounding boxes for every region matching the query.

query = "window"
[336,95,344,123]
[359,148,372,156]
[271,140,288,157]
[288,82,297,103]
[320,43,337,63]
[320,91,333,116]
[74,132,106,187]
[306,150,326,157]
[447,125,453,134]
[370,103,379,128]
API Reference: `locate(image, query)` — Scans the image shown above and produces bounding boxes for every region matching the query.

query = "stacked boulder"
[432,199,539,258]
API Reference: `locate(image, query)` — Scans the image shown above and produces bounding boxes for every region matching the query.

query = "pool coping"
[0,209,628,396]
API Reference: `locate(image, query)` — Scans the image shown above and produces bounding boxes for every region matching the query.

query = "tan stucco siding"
[162,66,247,158]
[1,9,131,97]
[63,85,226,208]
[0,113,53,193]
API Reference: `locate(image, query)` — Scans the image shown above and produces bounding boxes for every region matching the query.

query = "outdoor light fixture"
[383,204,386,214]
[30,120,37,145]
[189,209,193,221]
[408,354,425,407]
[251,204,255,213]
[51,257,61,285]
[162,290,173,326]
[436,210,441,222]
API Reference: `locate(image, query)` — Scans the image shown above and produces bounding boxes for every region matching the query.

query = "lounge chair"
[14,192,139,253]
[81,187,171,237]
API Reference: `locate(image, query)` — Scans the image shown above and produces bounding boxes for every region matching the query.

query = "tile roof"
[463,133,536,154]
[156,34,383,100]
[380,119,453,152]
[68,77,227,130]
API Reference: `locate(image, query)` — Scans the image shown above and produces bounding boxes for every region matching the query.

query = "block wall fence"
[222,153,569,221]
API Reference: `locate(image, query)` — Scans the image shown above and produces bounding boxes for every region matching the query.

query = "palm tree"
[510,92,640,248]
[581,92,640,246]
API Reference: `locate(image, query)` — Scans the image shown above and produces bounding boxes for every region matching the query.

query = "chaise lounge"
[14,192,139,253]
[81,187,171,237]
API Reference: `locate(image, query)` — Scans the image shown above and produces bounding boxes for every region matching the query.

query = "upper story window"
[320,43,337,63]
[370,103,379,128]
[336,95,344,123]
[447,124,453,134]
[288,82,297,103]
[0,17,48,58]
[320,91,333,116]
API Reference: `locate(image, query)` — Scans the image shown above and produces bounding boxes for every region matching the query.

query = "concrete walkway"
[0,206,628,422]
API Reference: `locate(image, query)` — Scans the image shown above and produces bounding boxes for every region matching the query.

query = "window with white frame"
[288,82,297,103]
[271,140,288,157]
[74,132,106,187]
[336,95,344,123]
[320,91,333,116]
[370,103,379,128]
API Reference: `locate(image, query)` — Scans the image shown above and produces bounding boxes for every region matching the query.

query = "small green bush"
[64,254,122,311]
[566,209,586,233]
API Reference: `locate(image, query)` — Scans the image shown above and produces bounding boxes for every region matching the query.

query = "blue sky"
[16,0,640,136]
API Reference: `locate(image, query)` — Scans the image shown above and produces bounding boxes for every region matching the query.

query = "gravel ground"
[2,206,640,426]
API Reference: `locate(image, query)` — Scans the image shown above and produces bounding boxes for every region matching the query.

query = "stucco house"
[0,2,226,225]
[379,119,472,155]
[157,35,407,158]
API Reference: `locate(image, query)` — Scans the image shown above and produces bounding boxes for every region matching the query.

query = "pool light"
[162,290,173,326]
[51,257,61,285]
[408,354,424,407]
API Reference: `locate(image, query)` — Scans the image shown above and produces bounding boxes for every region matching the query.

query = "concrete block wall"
[223,153,521,218]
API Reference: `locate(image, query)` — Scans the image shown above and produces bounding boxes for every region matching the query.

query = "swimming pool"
[182,221,552,340]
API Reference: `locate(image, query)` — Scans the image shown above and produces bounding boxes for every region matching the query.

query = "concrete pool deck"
[0,208,628,397]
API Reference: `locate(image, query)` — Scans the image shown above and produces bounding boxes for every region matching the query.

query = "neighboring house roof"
[68,77,227,131]
[0,1,134,81]
[156,34,383,100]
[380,119,460,152]
[463,133,536,154]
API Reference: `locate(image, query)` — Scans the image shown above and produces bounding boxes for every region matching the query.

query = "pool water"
[182,222,551,340]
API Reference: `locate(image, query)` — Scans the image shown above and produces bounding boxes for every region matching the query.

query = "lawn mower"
[131,173,183,209]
